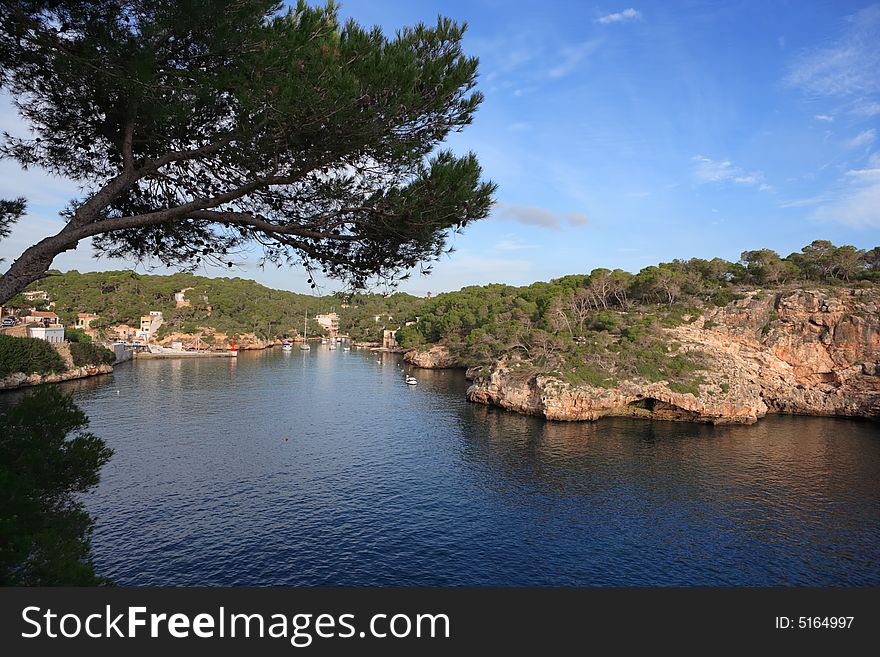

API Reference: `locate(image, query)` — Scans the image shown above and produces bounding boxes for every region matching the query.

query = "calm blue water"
[39,347,880,585]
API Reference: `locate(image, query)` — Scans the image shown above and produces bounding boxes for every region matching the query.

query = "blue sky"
[2,0,879,295]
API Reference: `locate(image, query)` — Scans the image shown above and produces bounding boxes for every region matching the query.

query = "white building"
[174,288,193,308]
[139,311,164,341]
[28,325,65,343]
[315,312,339,337]
[23,290,49,302]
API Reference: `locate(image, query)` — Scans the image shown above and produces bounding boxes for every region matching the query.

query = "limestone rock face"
[405,345,459,369]
[0,364,113,391]
[467,289,880,424]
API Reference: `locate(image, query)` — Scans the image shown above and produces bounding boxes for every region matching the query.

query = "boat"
[405,376,417,385]
[328,343,336,350]
[343,346,350,352]
[300,314,311,350]
[281,342,292,351]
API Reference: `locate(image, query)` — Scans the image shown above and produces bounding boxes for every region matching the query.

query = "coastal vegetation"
[0,334,67,378]
[0,388,113,585]
[396,240,879,392]
[68,343,115,368]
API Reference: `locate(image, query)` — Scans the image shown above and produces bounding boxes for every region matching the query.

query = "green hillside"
[21,270,423,342]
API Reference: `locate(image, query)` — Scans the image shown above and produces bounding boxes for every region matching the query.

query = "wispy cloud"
[493,201,589,229]
[494,236,537,251]
[785,5,880,114]
[691,155,772,191]
[548,39,602,78]
[812,164,880,227]
[814,114,834,122]
[852,100,880,116]
[597,8,642,25]
[847,128,877,149]
[777,194,830,208]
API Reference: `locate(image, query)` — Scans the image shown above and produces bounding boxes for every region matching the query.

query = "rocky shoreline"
[406,289,880,424]
[0,363,114,391]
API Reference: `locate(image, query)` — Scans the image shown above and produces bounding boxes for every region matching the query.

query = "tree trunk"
[0,231,79,304]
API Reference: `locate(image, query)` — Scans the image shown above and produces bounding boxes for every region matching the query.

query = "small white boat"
[343,346,350,352]
[405,376,417,385]
[328,343,336,350]
[281,342,292,351]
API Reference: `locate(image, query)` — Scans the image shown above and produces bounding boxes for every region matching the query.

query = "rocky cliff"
[404,344,460,369]
[158,330,274,350]
[466,289,880,423]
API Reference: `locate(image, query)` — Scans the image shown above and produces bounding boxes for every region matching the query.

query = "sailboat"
[299,314,311,350]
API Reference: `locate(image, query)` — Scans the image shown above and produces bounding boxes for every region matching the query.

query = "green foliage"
[0,334,67,377]
[338,292,424,342]
[0,1,495,302]
[668,379,704,397]
[69,342,115,367]
[395,324,426,348]
[0,387,113,585]
[0,197,26,248]
[709,288,744,307]
[659,306,701,327]
[563,364,617,388]
[65,328,92,343]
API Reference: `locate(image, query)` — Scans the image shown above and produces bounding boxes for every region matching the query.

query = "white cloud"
[852,100,880,116]
[494,237,536,251]
[812,165,880,227]
[778,194,829,208]
[814,114,834,122]
[846,128,877,149]
[548,39,602,78]
[597,8,642,25]
[493,201,590,229]
[785,5,880,116]
[691,155,772,191]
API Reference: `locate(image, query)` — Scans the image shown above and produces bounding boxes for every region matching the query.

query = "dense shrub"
[69,342,115,367]
[65,328,92,343]
[0,334,67,377]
